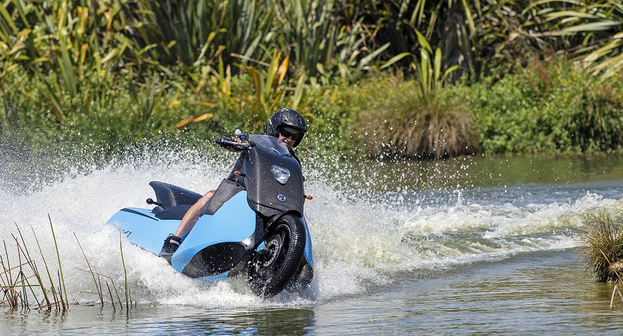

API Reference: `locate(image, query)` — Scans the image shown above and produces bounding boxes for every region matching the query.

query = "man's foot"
[158,235,182,265]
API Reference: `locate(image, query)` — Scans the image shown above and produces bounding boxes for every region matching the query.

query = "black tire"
[248,215,306,298]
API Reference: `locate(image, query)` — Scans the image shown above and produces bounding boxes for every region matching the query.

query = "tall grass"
[0,218,132,312]
[577,205,623,308]
[358,31,478,159]
[579,208,623,283]
[359,79,478,159]
[579,209,623,312]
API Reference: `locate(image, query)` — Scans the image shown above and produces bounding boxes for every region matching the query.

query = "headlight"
[272,165,290,185]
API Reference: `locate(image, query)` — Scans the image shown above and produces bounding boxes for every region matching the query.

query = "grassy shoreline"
[2,58,623,161]
[2,1,623,161]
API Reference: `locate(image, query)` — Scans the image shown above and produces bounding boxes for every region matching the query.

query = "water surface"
[1,149,623,334]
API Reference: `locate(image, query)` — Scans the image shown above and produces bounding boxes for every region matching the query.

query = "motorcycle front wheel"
[248,214,306,298]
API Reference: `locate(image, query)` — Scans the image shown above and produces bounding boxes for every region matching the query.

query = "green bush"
[0,67,221,157]
[4,56,623,162]
[464,58,623,156]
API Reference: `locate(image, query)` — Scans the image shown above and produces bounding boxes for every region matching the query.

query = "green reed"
[49,215,69,310]
[0,217,133,312]
[120,231,130,310]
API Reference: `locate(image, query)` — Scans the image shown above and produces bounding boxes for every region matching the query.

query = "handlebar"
[219,139,254,151]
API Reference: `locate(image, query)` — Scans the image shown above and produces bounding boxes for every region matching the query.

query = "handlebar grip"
[220,140,250,150]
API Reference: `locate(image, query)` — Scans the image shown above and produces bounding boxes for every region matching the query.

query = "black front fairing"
[241,135,304,217]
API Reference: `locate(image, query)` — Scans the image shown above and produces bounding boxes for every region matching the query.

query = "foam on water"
[0,146,621,307]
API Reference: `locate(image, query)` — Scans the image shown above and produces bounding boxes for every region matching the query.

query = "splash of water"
[0,143,620,307]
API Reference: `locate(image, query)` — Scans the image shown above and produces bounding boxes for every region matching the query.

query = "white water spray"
[1,147,621,307]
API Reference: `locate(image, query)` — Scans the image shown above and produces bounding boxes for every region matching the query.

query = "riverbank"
[3,59,622,161]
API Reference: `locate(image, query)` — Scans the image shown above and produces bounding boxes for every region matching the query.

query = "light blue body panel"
[108,192,255,273]
[170,192,256,273]
[108,209,178,254]
[107,190,314,279]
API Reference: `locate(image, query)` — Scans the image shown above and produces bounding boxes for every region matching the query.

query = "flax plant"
[241,50,318,124]
[409,0,480,80]
[530,0,623,79]
[117,0,274,68]
[0,0,169,129]
[271,0,377,80]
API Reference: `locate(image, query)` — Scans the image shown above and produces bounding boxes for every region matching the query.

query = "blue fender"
[301,217,314,269]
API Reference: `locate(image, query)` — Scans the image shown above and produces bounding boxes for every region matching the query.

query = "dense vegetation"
[1,0,623,159]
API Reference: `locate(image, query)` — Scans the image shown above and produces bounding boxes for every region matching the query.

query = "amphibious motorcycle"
[107,134,313,298]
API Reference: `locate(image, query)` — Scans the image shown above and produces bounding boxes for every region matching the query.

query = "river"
[1,144,623,335]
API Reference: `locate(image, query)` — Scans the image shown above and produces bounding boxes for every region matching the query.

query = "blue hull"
[107,191,313,281]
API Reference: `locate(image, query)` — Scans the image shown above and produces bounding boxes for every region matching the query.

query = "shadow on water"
[183,308,315,335]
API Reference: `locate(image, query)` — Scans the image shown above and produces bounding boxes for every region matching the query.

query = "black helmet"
[266,108,307,147]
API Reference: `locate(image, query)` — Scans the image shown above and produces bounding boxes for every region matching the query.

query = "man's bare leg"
[158,190,215,262]
[175,190,215,239]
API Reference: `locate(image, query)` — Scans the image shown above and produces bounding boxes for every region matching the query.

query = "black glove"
[216,135,236,149]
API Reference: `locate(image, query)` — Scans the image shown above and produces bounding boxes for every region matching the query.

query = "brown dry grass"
[359,81,479,160]
[579,209,623,283]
